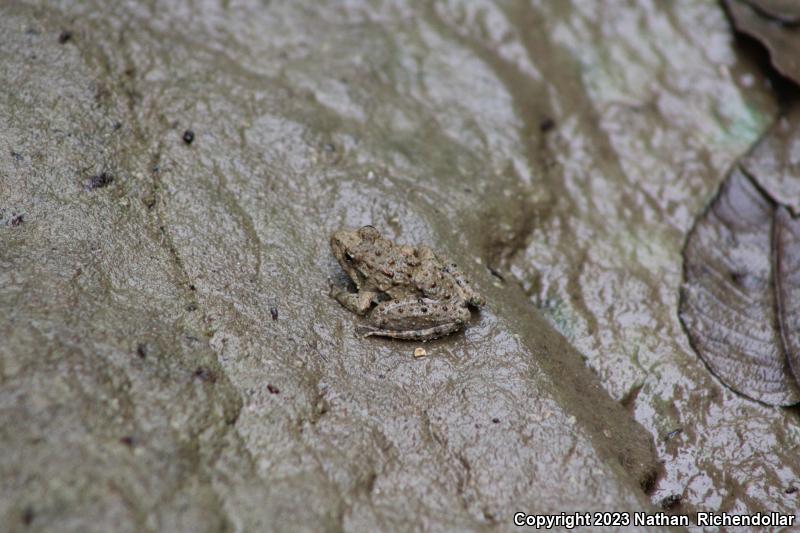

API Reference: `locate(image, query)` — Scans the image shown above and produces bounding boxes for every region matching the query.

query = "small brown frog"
[330,226,484,340]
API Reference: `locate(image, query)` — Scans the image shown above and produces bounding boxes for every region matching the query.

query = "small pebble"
[413,347,427,358]
[182,130,195,144]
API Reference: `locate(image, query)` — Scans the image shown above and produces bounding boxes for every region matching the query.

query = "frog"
[329,225,484,340]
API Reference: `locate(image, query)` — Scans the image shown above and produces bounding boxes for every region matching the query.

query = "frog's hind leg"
[359,321,463,341]
[361,297,470,341]
[434,252,485,308]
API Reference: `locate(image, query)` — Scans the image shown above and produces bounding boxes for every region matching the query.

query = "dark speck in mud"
[189,284,196,291]
[84,172,113,190]
[58,30,72,44]
[10,213,24,227]
[267,384,280,394]
[182,130,195,145]
[22,506,34,526]
[660,494,682,510]
[136,344,147,359]
[786,486,798,494]
[492,418,500,424]
[640,470,658,494]
[193,366,216,383]
[113,121,122,130]
[539,117,555,132]
[10,150,22,161]
[270,306,278,320]
[185,303,198,312]
[664,428,683,441]
[119,435,135,447]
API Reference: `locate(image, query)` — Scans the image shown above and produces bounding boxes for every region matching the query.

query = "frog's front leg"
[363,297,470,340]
[331,287,376,315]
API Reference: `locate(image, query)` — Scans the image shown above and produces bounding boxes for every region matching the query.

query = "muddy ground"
[1,1,797,532]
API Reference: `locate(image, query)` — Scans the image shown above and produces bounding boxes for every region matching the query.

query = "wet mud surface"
[1,0,798,531]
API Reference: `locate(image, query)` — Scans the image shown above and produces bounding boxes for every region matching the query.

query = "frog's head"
[330,226,381,285]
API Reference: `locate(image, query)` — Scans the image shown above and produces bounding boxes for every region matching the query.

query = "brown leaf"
[775,207,800,385]
[743,0,800,24]
[741,107,800,214]
[725,0,800,85]
[680,168,800,406]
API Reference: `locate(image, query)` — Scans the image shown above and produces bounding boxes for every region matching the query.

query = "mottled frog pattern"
[330,226,484,340]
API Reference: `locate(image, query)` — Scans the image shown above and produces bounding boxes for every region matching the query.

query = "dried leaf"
[680,168,800,406]
[741,107,800,214]
[725,0,800,85]
[775,207,800,384]
[744,0,800,24]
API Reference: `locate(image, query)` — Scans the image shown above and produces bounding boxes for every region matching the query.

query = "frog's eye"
[344,251,354,262]
[358,226,380,240]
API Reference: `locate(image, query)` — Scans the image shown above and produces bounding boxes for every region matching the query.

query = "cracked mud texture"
[0,1,794,532]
